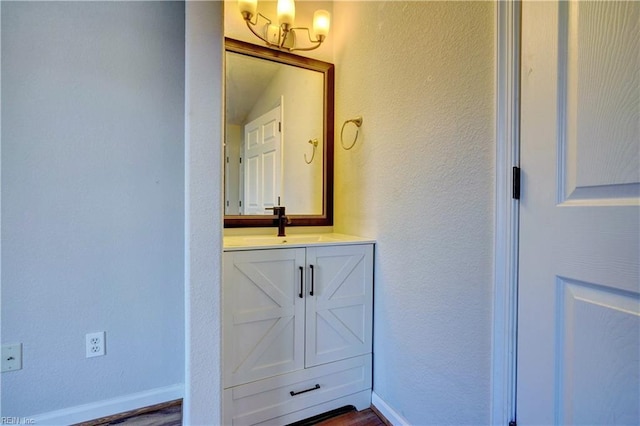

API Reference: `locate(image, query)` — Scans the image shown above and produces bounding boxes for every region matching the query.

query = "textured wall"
[1,2,185,416]
[183,1,224,424]
[332,2,496,424]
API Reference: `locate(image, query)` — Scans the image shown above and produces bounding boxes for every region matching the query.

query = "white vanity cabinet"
[222,241,373,426]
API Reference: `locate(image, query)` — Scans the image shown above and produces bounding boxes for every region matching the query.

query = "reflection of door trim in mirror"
[224,38,334,228]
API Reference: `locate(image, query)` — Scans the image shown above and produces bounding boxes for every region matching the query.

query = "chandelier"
[238,0,330,52]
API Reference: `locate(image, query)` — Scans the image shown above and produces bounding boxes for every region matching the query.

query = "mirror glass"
[224,38,334,227]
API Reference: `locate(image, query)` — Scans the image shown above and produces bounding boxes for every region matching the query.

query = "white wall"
[332,2,496,424]
[1,1,185,418]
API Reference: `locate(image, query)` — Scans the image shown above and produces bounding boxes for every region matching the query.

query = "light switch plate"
[2,344,23,372]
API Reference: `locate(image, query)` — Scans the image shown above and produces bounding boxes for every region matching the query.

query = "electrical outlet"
[2,344,23,372]
[86,332,106,358]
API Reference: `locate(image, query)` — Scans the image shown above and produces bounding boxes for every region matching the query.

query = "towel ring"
[304,138,319,164]
[340,116,363,150]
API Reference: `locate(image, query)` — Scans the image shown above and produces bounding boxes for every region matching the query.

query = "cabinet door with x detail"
[305,244,373,367]
[223,248,305,388]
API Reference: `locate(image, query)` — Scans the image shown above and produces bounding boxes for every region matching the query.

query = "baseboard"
[30,384,184,426]
[371,392,410,426]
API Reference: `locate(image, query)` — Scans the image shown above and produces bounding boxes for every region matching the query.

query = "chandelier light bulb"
[238,0,257,18]
[277,0,295,26]
[313,10,330,39]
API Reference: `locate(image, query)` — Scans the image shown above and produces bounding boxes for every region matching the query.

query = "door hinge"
[512,166,521,200]
[279,121,282,132]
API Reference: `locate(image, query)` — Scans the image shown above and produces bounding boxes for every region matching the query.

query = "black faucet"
[265,206,290,237]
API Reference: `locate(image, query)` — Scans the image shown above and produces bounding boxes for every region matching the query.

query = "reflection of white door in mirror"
[243,104,282,215]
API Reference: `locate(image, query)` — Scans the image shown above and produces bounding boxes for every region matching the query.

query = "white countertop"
[223,233,375,251]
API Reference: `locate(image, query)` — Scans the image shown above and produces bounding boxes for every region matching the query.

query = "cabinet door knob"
[309,264,315,296]
[298,266,304,298]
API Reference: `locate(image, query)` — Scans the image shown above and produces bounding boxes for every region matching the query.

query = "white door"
[517,1,639,424]
[243,106,282,215]
[305,245,373,367]
[222,249,305,388]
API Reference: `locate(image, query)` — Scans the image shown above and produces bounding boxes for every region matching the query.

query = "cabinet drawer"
[224,354,372,426]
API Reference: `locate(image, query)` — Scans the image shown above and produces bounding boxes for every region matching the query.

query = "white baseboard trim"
[371,391,410,426]
[30,383,184,426]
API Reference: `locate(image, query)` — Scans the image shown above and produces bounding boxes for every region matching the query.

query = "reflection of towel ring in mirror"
[304,138,319,164]
[340,116,363,150]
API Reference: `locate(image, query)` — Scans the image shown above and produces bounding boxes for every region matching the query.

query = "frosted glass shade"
[277,0,295,25]
[238,0,257,17]
[313,10,330,38]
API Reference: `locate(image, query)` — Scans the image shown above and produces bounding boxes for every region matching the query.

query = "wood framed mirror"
[224,38,334,228]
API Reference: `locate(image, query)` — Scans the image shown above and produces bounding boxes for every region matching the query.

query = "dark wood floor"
[315,408,387,426]
[76,400,388,426]
[75,401,182,426]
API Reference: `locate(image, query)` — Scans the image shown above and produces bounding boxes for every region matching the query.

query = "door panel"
[262,148,278,208]
[243,106,282,214]
[223,249,305,388]
[559,1,639,205]
[518,1,639,424]
[305,245,373,367]
[556,279,639,425]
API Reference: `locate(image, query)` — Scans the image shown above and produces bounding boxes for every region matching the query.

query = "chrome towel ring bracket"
[340,116,363,150]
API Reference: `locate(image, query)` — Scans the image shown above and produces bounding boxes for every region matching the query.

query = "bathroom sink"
[240,234,340,245]
[223,233,373,249]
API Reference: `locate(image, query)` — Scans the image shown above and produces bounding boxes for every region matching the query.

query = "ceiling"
[225,52,281,125]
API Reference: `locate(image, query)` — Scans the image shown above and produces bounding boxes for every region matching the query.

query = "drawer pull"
[289,384,320,396]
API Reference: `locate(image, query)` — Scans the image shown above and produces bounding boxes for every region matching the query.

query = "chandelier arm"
[286,26,323,51]
[244,13,274,45]
[290,26,322,44]
[280,28,291,49]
